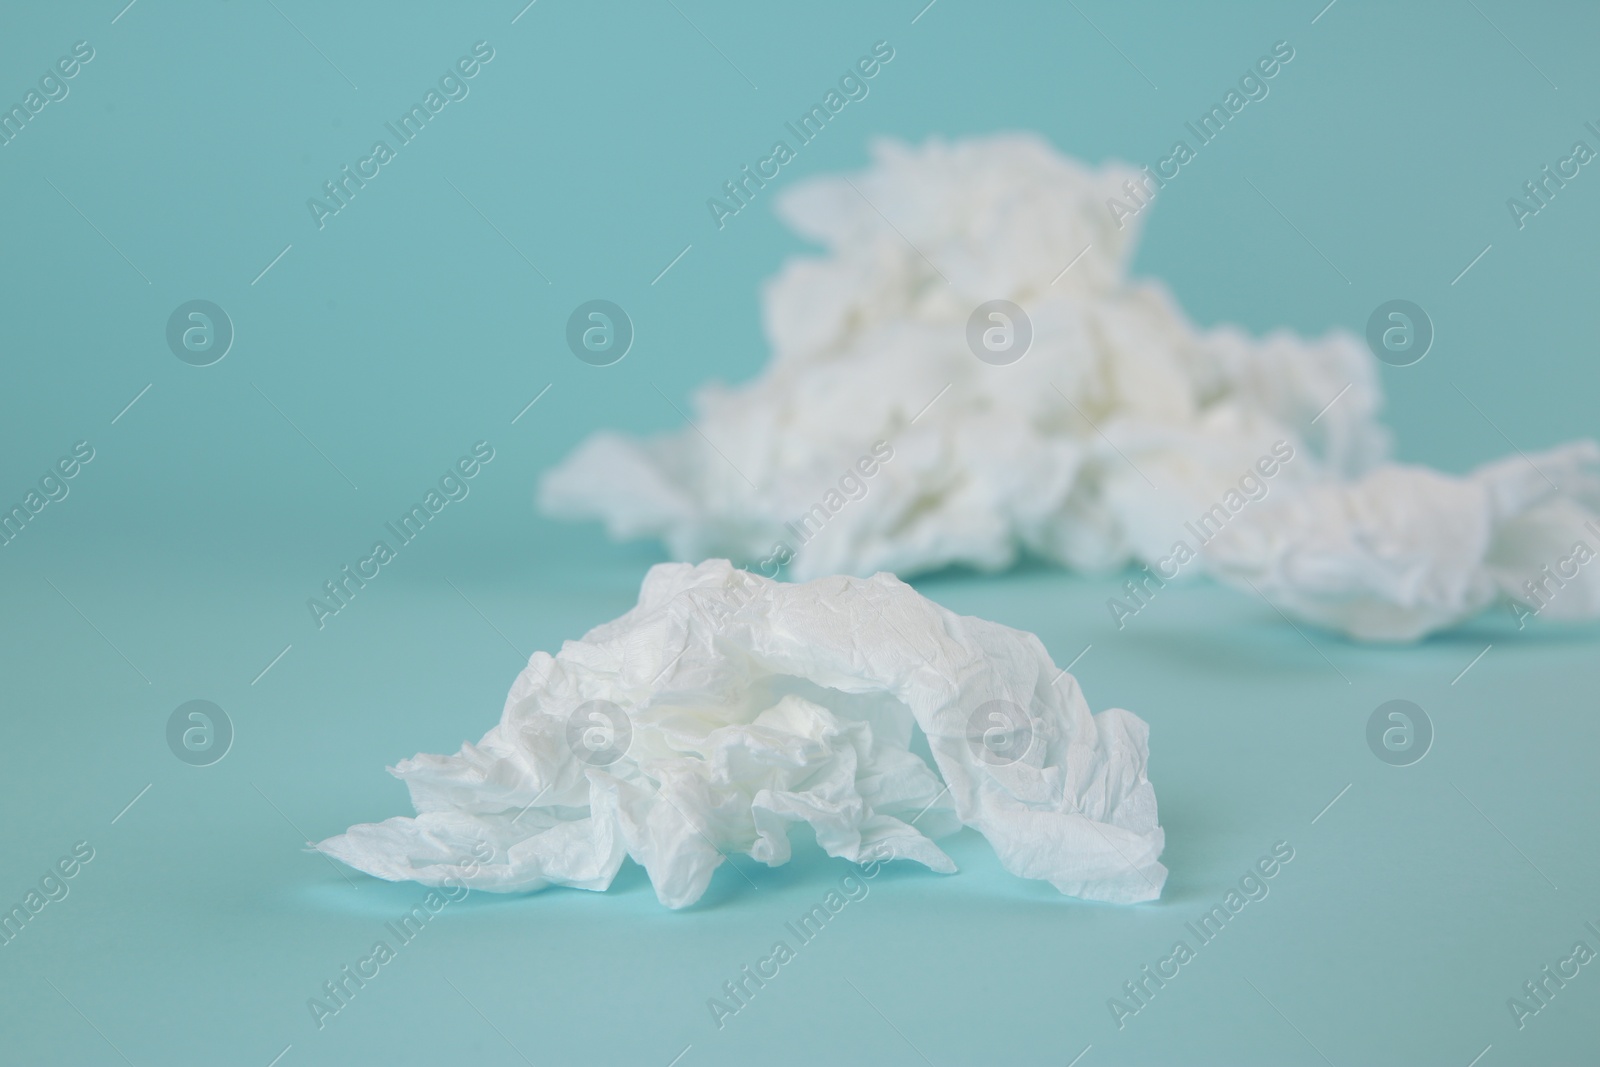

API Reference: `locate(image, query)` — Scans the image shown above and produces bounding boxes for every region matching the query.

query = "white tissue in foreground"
[316,560,1166,907]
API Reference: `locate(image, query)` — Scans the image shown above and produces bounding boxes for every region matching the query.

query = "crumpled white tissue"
[539,132,1600,640]
[1206,441,1600,641]
[541,134,1386,578]
[317,560,1166,907]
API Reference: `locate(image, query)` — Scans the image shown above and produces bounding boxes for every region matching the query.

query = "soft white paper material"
[1206,442,1600,641]
[540,133,1600,640]
[541,134,1386,580]
[317,560,1166,907]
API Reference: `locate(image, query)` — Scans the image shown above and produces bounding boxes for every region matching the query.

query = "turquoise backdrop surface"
[2,1,1598,1064]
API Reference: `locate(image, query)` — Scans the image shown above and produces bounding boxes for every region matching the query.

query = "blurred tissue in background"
[541,134,1600,640]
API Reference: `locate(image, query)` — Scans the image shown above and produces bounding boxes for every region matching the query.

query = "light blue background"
[2,1,1598,1064]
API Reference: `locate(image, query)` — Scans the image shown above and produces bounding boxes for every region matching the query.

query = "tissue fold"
[539,133,1600,641]
[316,560,1166,907]
[1206,442,1600,641]
[540,133,1386,582]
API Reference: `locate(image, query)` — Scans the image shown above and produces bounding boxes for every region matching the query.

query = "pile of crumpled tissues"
[540,133,1600,641]
[317,561,1167,908]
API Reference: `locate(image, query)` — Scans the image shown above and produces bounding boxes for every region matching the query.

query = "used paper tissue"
[317,560,1166,907]
[1206,441,1600,641]
[539,133,1600,640]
